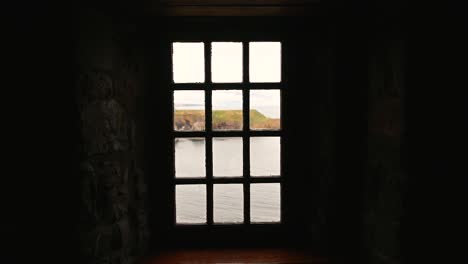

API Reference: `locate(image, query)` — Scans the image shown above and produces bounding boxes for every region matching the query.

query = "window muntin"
[172,41,282,225]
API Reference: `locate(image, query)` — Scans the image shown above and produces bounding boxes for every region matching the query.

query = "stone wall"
[363,26,406,264]
[75,8,149,264]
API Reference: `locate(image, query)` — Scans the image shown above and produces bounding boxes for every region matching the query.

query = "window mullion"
[242,41,251,224]
[205,41,214,225]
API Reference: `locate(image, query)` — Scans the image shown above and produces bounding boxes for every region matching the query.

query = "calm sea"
[175,137,281,224]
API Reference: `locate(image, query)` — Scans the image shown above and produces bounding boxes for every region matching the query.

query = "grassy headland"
[174,109,280,130]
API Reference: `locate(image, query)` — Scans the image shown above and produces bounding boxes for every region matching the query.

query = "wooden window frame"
[172,40,284,226]
[143,16,316,248]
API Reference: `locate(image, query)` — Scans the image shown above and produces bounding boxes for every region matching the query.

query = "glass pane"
[175,138,205,178]
[174,90,205,131]
[214,184,244,223]
[250,90,280,130]
[250,183,281,223]
[176,185,206,224]
[213,137,243,177]
[211,42,243,83]
[250,137,280,177]
[172,42,204,83]
[249,42,281,83]
[212,90,243,131]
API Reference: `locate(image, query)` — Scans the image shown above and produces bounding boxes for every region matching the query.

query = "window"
[172,41,282,225]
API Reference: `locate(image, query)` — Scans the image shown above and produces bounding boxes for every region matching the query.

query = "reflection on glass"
[249,42,281,83]
[174,90,205,131]
[172,42,204,83]
[214,184,243,223]
[176,185,206,224]
[250,137,280,177]
[212,90,243,131]
[250,183,281,223]
[211,42,243,83]
[250,90,280,130]
[213,137,243,177]
[175,138,205,178]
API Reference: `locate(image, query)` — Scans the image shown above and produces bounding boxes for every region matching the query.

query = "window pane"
[213,137,243,177]
[212,42,242,83]
[174,90,205,131]
[249,42,281,83]
[250,137,280,177]
[250,183,281,223]
[250,90,280,130]
[172,42,204,83]
[212,90,243,131]
[175,138,205,178]
[176,185,206,224]
[214,184,243,223]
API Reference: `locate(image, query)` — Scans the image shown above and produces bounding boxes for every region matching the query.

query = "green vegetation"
[174,109,280,130]
[174,110,205,130]
[212,110,243,130]
[249,109,280,130]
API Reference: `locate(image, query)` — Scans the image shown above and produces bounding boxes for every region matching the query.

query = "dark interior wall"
[321,2,407,263]
[317,15,336,254]
[356,3,468,264]
[363,22,406,264]
[324,6,370,263]
[283,15,340,249]
[402,5,467,263]
[75,7,149,264]
[2,2,80,263]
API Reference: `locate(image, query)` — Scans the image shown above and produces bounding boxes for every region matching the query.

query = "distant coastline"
[174,109,280,130]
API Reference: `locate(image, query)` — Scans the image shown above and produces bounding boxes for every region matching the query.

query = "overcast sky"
[172,42,281,118]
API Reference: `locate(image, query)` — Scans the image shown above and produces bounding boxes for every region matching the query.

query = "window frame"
[171,39,284,227]
[143,17,315,247]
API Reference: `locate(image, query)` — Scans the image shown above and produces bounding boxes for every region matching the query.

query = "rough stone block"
[77,70,113,102]
[80,99,128,155]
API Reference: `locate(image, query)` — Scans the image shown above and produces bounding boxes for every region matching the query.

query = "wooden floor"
[141,248,327,264]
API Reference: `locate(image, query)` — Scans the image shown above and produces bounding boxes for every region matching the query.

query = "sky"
[172,42,281,119]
